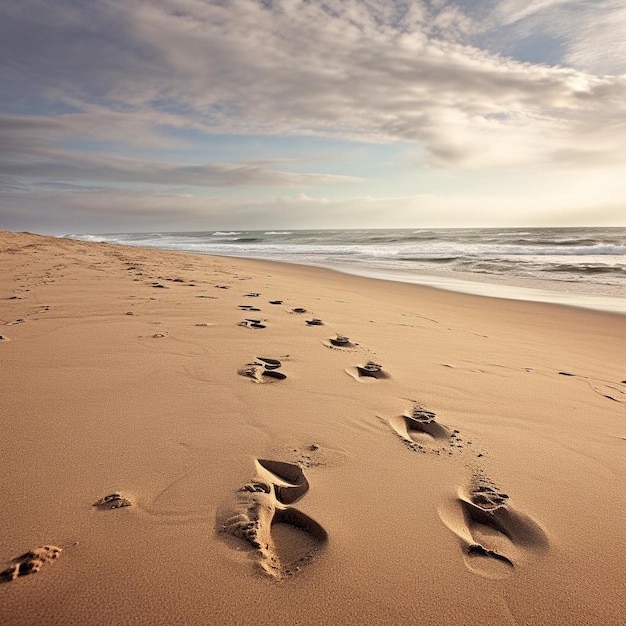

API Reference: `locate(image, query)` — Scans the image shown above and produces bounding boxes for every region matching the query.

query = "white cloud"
[492,0,575,26]
[472,0,626,74]
[2,0,626,171]
[0,0,625,231]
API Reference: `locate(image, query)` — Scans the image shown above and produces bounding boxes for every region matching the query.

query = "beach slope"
[1,231,624,625]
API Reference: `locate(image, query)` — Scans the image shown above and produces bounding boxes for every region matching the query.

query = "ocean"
[69,227,626,314]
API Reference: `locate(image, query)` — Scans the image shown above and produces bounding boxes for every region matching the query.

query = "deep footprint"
[329,335,353,347]
[438,474,548,579]
[238,361,287,383]
[93,492,133,510]
[388,405,452,452]
[346,361,389,382]
[220,459,326,578]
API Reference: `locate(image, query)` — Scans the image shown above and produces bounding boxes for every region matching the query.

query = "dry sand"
[0,230,624,625]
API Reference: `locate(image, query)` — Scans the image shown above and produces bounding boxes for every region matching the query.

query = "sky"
[1,0,625,234]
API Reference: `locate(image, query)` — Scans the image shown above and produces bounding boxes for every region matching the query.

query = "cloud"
[0,115,361,187]
[0,0,625,233]
[2,0,626,172]
[472,0,626,74]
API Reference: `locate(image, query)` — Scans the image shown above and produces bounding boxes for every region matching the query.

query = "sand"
[0,230,624,625]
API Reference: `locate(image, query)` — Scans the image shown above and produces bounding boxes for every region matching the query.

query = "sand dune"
[0,230,625,625]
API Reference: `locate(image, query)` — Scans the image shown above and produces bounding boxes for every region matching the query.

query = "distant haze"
[1,1,625,234]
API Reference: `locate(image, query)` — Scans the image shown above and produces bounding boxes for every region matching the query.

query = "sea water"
[69,227,626,314]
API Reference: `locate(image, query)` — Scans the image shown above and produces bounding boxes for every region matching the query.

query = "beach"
[1,229,625,624]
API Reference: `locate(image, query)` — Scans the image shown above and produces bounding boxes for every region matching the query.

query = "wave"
[67,228,626,295]
[397,256,460,263]
[461,244,626,256]
[456,260,519,274]
[542,264,626,276]
[504,237,618,247]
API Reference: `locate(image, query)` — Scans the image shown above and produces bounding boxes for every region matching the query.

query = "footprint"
[322,335,358,350]
[290,307,307,314]
[438,473,548,579]
[238,319,267,329]
[220,459,327,578]
[306,318,324,326]
[238,360,287,383]
[1,546,62,582]
[255,357,282,370]
[346,361,389,382]
[269,300,283,305]
[388,405,453,453]
[93,492,133,510]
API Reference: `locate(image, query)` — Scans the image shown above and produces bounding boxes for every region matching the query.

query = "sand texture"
[0,230,625,625]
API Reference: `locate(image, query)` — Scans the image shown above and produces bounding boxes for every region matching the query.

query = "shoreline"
[1,230,625,625]
[64,235,626,315]
[62,230,626,318]
[256,256,626,315]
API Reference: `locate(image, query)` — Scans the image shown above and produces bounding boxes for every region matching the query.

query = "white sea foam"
[68,228,626,313]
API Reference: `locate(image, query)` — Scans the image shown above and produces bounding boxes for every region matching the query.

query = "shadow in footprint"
[93,492,133,510]
[388,406,450,452]
[438,475,548,579]
[271,508,328,575]
[238,360,287,383]
[322,335,356,350]
[256,459,309,504]
[238,319,266,329]
[1,546,62,582]
[346,361,389,382]
[219,459,326,578]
